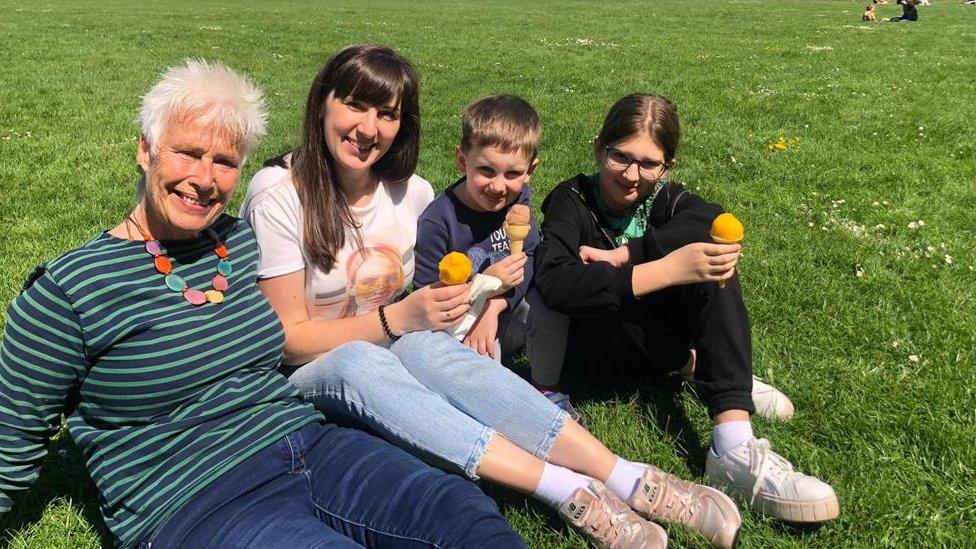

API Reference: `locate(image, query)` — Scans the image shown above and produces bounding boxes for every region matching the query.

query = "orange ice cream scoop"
[711,213,745,243]
[439,252,473,285]
[710,213,744,288]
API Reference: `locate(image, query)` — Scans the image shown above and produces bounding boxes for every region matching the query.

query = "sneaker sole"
[730,527,741,549]
[706,474,840,523]
[754,492,840,523]
[724,489,839,523]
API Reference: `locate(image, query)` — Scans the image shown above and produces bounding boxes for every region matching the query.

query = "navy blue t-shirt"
[414,177,540,313]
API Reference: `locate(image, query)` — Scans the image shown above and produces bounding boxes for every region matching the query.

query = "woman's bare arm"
[259,270,471,365]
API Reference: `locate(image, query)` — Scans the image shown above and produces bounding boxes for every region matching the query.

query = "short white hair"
[138,59,268,158]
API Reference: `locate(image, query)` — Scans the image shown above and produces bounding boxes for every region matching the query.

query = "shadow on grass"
[516,346,708,476]
[481,482,576,542]
[505,354,710,475]
[0,435,112,547]
[769,520,828,537]
[557,357,710,477]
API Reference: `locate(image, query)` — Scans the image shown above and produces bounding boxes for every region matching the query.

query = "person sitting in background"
[890,0,920,21]
[863,0,879,21]
[0,58,525,549]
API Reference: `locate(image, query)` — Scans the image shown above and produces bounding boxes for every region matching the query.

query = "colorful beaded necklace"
[127,215,231,306]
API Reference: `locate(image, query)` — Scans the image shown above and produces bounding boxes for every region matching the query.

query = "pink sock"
[605,457,646,502]
[532,463,594,509]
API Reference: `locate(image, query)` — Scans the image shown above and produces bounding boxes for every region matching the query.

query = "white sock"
[604,457,646,502]
[532,463,594,509]
[712,421,754,457]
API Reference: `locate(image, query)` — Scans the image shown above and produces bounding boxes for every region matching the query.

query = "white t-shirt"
[240,162,434,321]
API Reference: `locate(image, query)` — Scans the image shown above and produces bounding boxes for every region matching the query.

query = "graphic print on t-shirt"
[465,226,511,273]
[339,239,404,317]
[306,227,410,320]
[243,167,432,323]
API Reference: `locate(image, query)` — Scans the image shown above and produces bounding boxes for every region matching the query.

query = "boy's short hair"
[460,95,541,159]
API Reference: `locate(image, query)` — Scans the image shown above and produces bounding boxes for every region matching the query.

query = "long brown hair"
[273,44,420,273]
[594,93,680,168]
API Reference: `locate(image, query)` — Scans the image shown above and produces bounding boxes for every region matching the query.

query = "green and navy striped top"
[0,215,321,547]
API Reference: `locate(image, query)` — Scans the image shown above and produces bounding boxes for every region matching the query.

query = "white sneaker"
[751,376,795,422]
[705,438,839,523]
[678,353,794,422]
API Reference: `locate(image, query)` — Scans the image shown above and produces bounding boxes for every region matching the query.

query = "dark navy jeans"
[139,422,525,548]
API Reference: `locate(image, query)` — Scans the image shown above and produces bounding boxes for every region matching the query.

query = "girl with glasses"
[533,93,840,525]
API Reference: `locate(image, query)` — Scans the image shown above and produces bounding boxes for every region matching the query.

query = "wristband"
[378,304,400,342]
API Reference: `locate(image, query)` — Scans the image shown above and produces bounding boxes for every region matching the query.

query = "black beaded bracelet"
[377,304,400,342]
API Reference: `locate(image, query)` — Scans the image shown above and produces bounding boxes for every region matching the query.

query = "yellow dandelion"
[767,136,801,152]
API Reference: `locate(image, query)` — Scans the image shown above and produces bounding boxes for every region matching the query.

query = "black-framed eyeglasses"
[603,146,669,181]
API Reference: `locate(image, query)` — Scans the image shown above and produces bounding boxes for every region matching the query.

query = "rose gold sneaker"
[559,480,668,549]
[628,465,741,548]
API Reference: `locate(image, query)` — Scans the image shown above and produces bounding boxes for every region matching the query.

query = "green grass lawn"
[1,0,974,546]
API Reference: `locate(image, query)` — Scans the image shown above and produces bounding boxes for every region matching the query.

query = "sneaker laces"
[747,438,795,504]
[654,475,697,523]
[585,496,625,545]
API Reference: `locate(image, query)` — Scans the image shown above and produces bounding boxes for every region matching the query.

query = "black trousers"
[564,273,755,418]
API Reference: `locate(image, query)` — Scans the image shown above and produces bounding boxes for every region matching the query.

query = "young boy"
[414,95,582,425]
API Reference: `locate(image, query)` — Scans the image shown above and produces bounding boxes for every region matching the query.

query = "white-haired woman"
[0,59,525,549]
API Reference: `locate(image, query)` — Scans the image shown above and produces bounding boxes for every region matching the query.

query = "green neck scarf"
[587,173,663,245]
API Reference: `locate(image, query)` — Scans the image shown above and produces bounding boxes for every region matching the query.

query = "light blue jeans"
[284,330,569,479]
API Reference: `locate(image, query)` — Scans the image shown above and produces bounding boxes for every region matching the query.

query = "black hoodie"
[534,173,723,317]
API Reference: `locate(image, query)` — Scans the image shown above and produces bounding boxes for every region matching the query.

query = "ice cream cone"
[710,213,745,288]
[504,222,530,254]
[504,204,531,254]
